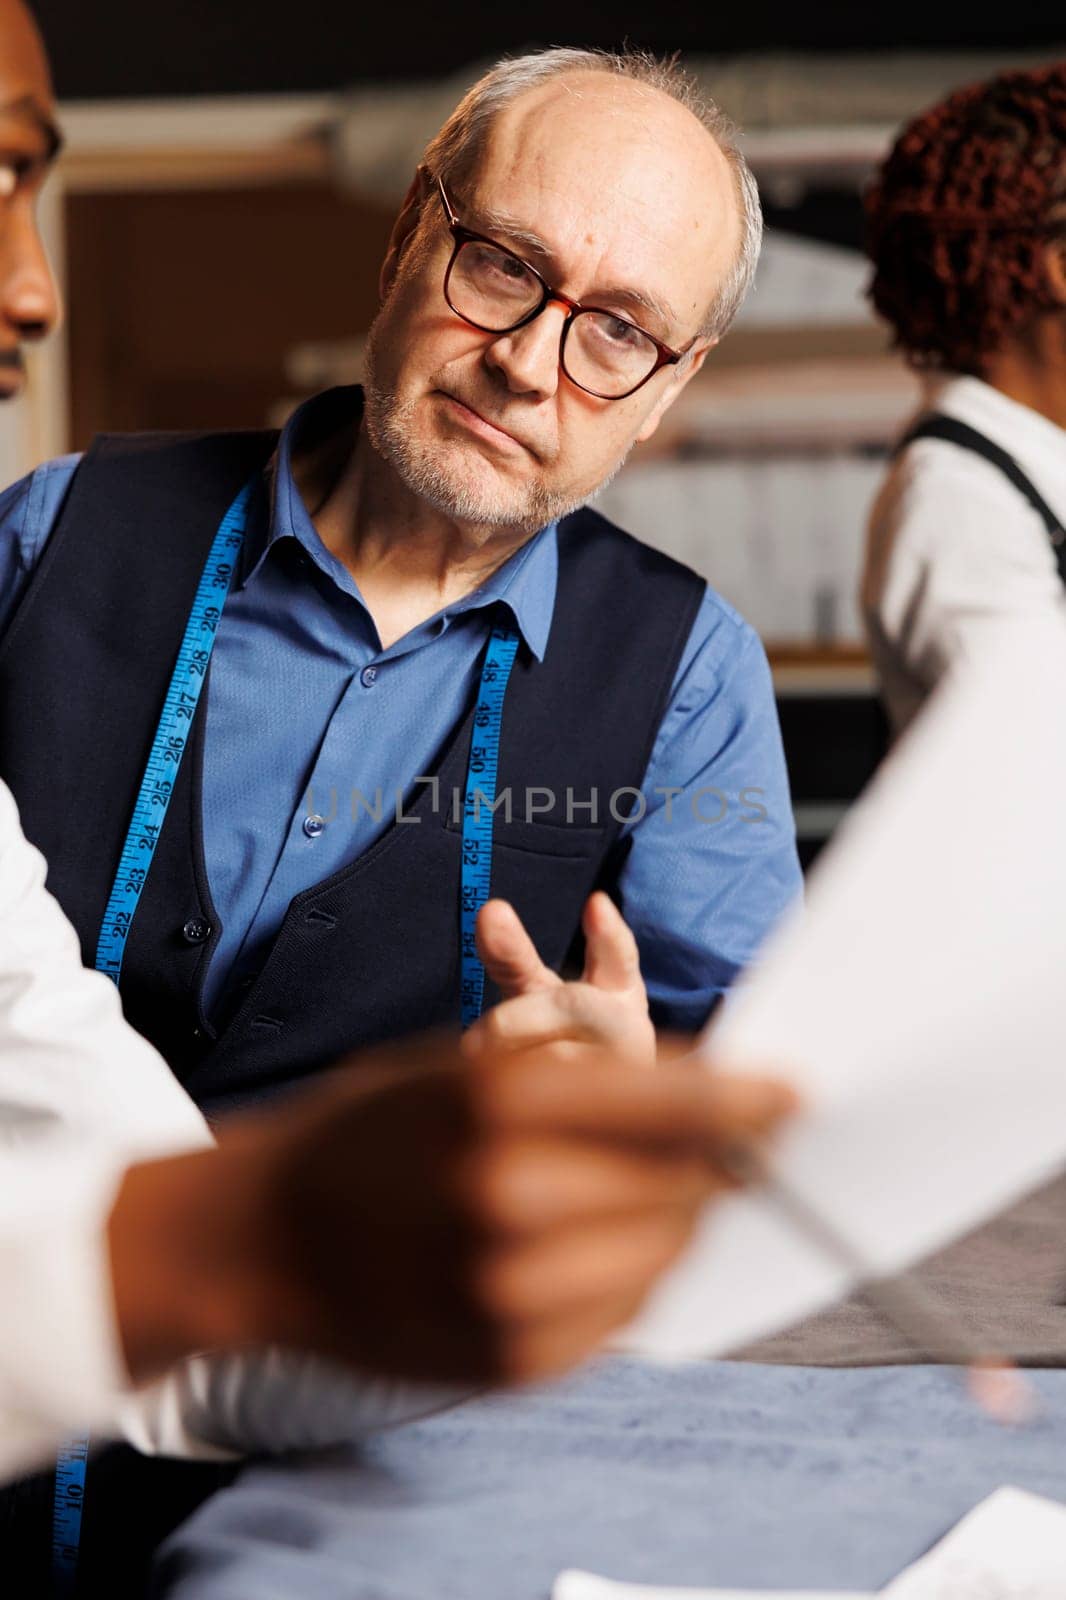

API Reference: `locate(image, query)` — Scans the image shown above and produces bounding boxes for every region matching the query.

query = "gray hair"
[419,46,762,342]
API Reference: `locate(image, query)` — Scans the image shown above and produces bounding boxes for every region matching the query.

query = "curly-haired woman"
[861,64,1066,734]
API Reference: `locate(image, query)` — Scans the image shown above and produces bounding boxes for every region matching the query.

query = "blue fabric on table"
[152,1357,1066,1599]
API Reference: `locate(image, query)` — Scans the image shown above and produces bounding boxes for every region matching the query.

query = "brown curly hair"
[865,63,1066,375]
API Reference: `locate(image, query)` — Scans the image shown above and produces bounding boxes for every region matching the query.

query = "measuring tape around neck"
[51,477,254,1597]
[93,481,253,984]
[459,620,519,1027]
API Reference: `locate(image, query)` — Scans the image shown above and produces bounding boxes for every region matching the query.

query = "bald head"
[480,72,742,340]
[420,48,761,342]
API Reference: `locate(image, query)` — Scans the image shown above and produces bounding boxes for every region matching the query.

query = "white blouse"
[862,374,1066,735]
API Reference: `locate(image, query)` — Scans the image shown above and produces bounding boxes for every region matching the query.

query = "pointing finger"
[476,899,561,1000]
[581,892,644,993]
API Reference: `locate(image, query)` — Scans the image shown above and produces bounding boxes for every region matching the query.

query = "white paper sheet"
[877,1478,1066,1593]
[554,1577,870,1600]
[553,1488,1066,1599]
[881,1486,1066,1596]
[619,615,1066,1359]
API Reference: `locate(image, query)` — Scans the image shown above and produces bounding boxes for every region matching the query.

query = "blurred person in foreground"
[862,64,1066,737]
[0,0,799,1514]
[2,791,795,1587]
[0,43,801,1117]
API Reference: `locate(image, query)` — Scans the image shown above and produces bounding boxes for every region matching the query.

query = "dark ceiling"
[30,1,1066,99]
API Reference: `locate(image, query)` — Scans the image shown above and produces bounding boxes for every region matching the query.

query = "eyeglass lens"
[448,237,660,398]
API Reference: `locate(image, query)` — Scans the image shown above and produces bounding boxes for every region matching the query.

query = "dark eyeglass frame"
[435,175,694,401]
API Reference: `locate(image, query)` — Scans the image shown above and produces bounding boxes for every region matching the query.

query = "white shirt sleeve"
[0,777,212,1479]
[116,1353,468,1459]
[862,444,1066,734]
[0,780,457,1482]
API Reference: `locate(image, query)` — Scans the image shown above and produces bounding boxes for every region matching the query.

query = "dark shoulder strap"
[897,415,1066,564]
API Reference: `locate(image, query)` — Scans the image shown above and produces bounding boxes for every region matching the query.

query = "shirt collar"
[449,513,558,663]
[240,385,558,663]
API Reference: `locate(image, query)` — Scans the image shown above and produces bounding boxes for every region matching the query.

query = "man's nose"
[1,205,61,342]
[483,300,568,399]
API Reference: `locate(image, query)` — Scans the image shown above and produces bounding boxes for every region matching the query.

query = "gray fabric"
[153,1358,1066,1600]
[737,1172,1066,1366]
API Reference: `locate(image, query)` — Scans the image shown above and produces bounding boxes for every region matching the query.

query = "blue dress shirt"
[0,392,801,1029]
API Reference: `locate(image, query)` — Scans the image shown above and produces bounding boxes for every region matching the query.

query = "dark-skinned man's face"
[0,0,60,399]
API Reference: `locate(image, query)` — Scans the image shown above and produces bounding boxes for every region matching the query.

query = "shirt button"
[360,665,378,688]
[303,813,326,838]
[182,917,211,944]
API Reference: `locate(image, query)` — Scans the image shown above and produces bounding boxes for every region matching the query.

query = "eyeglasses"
[435,175,694,401]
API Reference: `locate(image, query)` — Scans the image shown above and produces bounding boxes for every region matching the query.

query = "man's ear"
[378,165,434,303]
[634,339,716,447]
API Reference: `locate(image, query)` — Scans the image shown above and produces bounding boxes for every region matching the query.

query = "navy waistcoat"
[0,426,703,1108]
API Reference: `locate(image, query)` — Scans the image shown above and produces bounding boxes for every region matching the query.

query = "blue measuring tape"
[459,621,519,1027]
[50,478,254,1597]
[93,481,253,983]
[50,1436,88,1597]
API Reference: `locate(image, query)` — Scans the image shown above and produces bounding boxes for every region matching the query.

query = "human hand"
[256,1035,798,1385]
[109,1033,797,1390]
[465,891,656,1071]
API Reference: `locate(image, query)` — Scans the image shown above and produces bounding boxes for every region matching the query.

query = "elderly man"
[0,46,800,1110]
